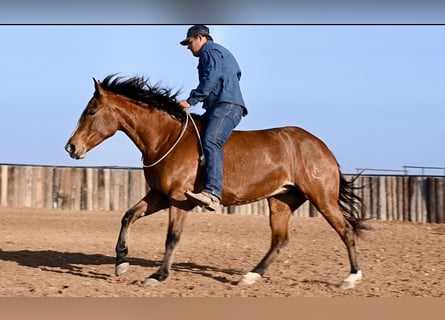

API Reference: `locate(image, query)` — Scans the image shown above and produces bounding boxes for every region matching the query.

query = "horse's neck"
[117,103,183,158]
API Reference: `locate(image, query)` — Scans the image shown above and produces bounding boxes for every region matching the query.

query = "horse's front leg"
[144,204,188,286]
[115,191,169,276]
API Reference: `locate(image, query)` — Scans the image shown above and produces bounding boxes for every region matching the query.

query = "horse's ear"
[93,77,104,97]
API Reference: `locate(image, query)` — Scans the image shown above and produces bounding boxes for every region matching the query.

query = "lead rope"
[141,112,205,168]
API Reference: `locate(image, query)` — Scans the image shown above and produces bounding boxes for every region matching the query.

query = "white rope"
[141,112,205,168]
[141,113,189,168]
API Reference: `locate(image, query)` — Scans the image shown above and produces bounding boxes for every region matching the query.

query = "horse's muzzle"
[65,142,85,159]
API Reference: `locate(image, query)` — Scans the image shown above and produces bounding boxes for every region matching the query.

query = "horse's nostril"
[65,143,75,153]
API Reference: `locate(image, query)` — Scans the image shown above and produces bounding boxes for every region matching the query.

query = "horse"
[65,74,367,289]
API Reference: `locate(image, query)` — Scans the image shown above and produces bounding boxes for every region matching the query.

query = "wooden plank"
[21,166,32,207]
[128,169,140,208]
[384,177,390,220]
[33,166,45,208]
[13,166,22,207]
[65,167,76,210]
[251,201,258,215]
[74,168,83,210]
[427,177,436,223]
[245,202,252,215]
[295,201,310,217]
[119,169,127,210]
[369,177,377,220]
[262,199,268,215]
[402,176,410,222]
[355,175,365,219]
[96,168,105,210]
[110,169,121,211]
[396,176,404,221]
[252,201,263,216]
[434,177,441,223]
[393,176,398,220]
[391,176,398,220]
[408,176,416,222]
[9,166,18,207]
[92,168,99,210]
[420,177,428,223]
[104,168,111,211]
[309,203,318,217]
[415,177,422,223]
[86,167,94,210]
[1,165,8,207]
[361,176,371,219]
[81,168,88,210]
[65,167,75,210]
[385,176,392,221]
[122,169,129,210]
[7,166,15,207]
[437,178,445,224]
[27,167,34,207]
[46,167,55,209]
[392,176,397,220]
[53,167,60,209]
[112,169,120,211]
[18,166,24,207]
[377,176,385,220]
[56,167,67,209]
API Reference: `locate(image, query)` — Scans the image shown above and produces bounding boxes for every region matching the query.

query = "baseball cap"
[180,25,213,45]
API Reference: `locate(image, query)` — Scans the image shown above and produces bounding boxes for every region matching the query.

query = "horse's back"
[227,126,335,165]
[221,125,339,204]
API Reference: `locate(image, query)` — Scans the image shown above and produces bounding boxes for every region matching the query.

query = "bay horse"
[65,74,367,289]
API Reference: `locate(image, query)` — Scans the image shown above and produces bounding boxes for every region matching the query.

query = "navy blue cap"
[180,25,213,45]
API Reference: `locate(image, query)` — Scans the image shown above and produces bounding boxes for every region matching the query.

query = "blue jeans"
[201,103,244,199]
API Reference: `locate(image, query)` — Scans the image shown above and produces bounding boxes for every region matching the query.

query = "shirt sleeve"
[187,49,222,106]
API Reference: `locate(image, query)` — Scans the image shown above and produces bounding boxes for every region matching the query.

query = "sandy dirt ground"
[0,207,443,297]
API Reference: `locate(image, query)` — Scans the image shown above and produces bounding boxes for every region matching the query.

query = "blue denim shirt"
[187,41,247,115]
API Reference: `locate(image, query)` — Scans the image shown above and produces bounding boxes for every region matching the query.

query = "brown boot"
[185,191,220,211]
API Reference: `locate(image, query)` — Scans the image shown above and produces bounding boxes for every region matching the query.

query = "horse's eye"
[87,110,96,116]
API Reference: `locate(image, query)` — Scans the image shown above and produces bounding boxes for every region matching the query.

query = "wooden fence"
[0,164,444,223]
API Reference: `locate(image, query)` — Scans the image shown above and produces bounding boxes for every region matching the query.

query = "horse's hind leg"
[240,193,306,285]
[315,202,362,289]
[115,190,169,276]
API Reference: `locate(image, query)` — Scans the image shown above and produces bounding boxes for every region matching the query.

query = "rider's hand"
[179,100,191,110]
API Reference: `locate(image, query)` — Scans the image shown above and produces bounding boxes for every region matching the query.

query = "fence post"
[104,168,111,211]
[427,177,437,223]
[435,178,445,223]
[1,165,8,207]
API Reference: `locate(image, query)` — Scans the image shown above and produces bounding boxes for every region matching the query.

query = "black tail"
[337,172,370,236]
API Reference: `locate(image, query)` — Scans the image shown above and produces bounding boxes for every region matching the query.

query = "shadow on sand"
[0,249,242,284]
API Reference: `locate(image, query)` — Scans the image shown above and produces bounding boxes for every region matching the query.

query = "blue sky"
[1,25,444,174]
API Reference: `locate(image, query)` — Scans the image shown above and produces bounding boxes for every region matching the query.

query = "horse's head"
[65,78,120,159]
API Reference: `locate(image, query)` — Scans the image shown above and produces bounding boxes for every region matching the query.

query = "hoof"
[143,277,161,287]
[339,270,363,289]
[239,272,262,286]
[115,262,129,276]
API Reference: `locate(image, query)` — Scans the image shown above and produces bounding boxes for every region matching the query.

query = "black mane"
[100,74,187,121]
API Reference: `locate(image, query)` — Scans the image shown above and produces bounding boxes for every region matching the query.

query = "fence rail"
[0,164,444,223]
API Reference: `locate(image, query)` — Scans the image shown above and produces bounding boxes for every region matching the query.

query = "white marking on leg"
[239,272,262,286]
[143,277,161,287]
[115,262,129,276]
[339,270,363,289]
